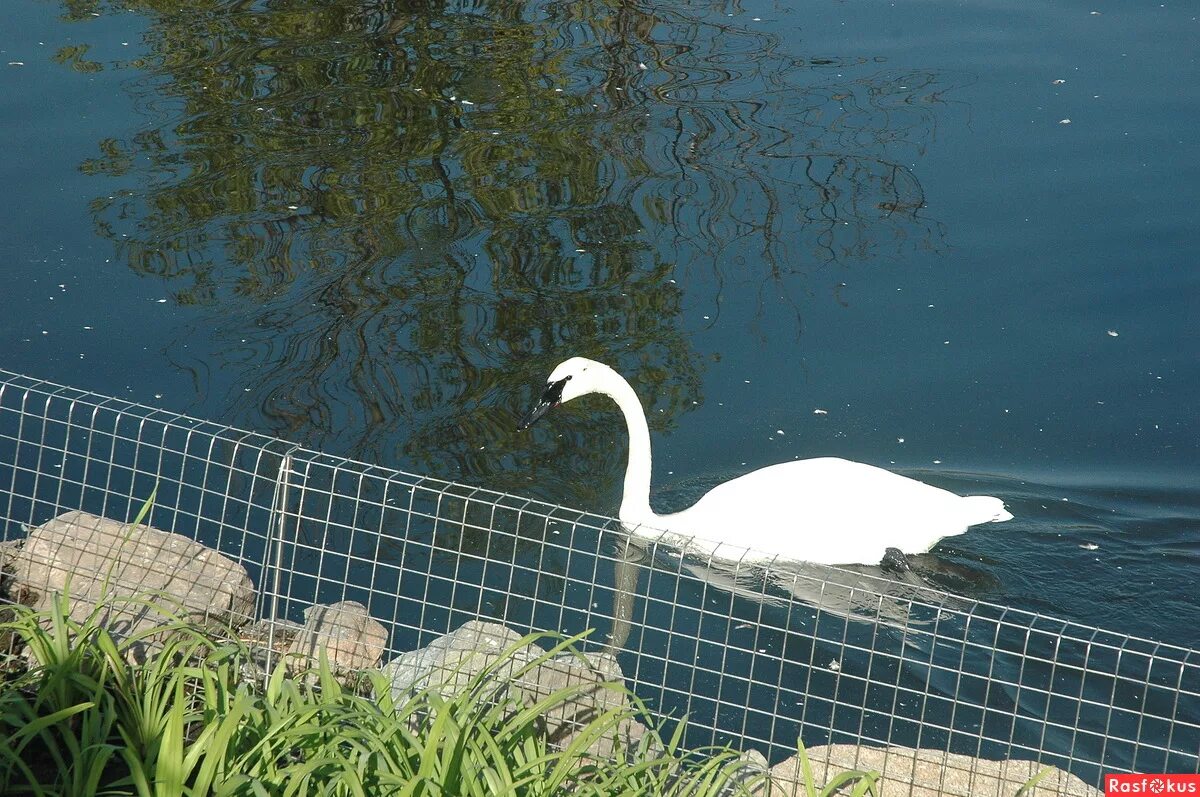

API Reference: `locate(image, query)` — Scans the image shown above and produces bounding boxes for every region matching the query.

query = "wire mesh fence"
[1,367,1197,793]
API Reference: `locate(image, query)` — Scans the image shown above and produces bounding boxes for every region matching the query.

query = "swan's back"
[647,457,1010,565]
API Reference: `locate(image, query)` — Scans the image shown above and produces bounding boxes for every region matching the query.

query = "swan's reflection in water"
[603,528,997,656]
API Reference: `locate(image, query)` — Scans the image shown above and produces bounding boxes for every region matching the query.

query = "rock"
[382,621,534,701]
[766,744,1102,797]
[516,650,644,758]
[9,510,255,655]
[381,621,645,759]
[285,601,388,675]
[713,749,771,797]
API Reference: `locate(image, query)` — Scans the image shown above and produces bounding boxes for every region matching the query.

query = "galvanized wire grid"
[1,368,1197,791]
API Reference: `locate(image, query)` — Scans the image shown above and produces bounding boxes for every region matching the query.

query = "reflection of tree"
[65,0,964,507]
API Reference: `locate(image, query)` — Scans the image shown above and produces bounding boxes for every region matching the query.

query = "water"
[0,0,1197,731]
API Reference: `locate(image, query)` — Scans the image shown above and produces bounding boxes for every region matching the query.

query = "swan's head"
[517,357,609,431]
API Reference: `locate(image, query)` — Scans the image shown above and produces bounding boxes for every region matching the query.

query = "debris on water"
[1059,118,1072,124]
[813,408,828,415]
[8,62,25,67]
[1052,79,1066,85]
[776,429,785,435]
[1107,329,1119,337]
[1080,543,1100,551]
[828,659,841,672]
[897,437,905,443]
[156,298,167,303]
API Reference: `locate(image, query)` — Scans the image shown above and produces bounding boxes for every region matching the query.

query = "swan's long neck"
[598,369,656,524]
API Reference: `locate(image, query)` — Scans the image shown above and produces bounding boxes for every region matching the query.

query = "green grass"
[0,596,882,797]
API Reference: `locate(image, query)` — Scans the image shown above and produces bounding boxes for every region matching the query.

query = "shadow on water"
[64,0,964,501]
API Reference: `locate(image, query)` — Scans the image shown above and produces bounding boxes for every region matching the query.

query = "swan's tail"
[962,495,1013,525]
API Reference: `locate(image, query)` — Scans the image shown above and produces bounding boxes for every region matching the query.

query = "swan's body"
[519,357,1012,566]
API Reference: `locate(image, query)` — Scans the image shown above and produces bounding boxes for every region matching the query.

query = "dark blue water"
[1,0,1197,739]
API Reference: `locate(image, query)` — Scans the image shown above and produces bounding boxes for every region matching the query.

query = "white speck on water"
[776,429,785,435]
[1052,79,1066,85]
[933,459,942,464]
[554,88,563,92]
[83,326,92,330]
[154,393,162,399]
[744,379,751,384]
[8,62,26,67]
[575,248,586,253]
[461,99,474,105]
[638,62,647,70]
[828,659,841,672]
[702,315,710,320]
[287,205,299,210]
[156,298,167,303]
[1080,543,1100,550]
[1060,118,1072,124]
[1107,329,1119,337]
[897,437,905,443]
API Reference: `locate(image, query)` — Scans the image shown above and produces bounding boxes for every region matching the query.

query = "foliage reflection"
[67,0,964,510]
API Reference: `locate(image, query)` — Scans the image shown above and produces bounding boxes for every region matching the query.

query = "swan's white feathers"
[634,458,1007,564]
[525,357,1013,566]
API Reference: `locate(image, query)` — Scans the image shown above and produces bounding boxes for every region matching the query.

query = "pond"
[1,0,1197,662]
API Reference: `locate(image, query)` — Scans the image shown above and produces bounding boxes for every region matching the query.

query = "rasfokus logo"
[1106,775,1200,795]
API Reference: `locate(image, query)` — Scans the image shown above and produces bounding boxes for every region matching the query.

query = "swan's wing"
[676,458,992,564]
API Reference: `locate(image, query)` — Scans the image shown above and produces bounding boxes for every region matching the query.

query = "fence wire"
[0,368,1197,791]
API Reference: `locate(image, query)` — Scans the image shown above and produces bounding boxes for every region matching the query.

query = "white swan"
[518,357,1012,566]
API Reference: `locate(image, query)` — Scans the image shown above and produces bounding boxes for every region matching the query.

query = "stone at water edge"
[285,600,388,674]
[9,510,255,656]
[380,620,648,759]
[765,744,1102,797]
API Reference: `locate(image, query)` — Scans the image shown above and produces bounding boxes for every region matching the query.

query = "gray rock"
[285,600,388,674]
[382,620,534,701]
[9,510,255,654]
[381,620,645,759]
[517,650,640,756]
[766,744,1102,796]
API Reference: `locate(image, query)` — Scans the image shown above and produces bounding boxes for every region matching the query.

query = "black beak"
[518,377,568,431]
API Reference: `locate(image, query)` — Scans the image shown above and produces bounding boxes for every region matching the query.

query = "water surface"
[1,0,1197,664]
